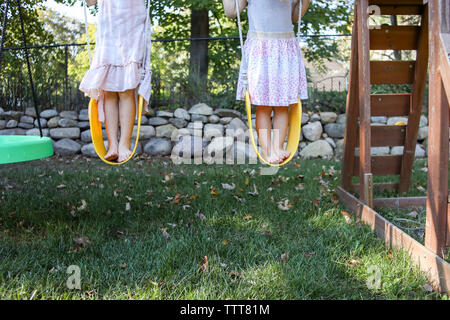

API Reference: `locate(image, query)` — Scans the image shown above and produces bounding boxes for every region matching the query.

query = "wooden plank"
[371,61,416,84]
[398,7,429,194]
[371,94,411,116]
[353,155,403,176]
[352,182,399,193]
[342,6,361,192]
[358,0,373,203]
[425,0,449,257]
[369,0,426,5]
[378,5,424,15]
[370,26,420,50]
[373,196,427,209]
[356,125,406,147]
[337,186,450,294]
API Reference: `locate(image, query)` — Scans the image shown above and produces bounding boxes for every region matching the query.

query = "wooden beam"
[356,125,406,147]
[425,0,449,257]
[373,196,427,209]
[342,3,361,192]
[378,5,424,15]
[353,155,403,176]
[370,26,420,50]
[369,0,427,5]
[358,0,373,204]
[352,182,399,194]
[337,186,450,293]
[398,7,429,194]
[370,61,416,84]
[371,94,411,116]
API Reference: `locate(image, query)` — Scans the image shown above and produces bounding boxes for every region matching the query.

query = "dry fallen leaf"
[281,252,290,263]
[77,199,87,211]
[222,239,230,246]
[304,252,316,258]
[243,215,252,221]
[73,236,91,246]
[195,211,206,220]
[341,210,352,224]
[408,211,419,218]
[347,259,360,267]
[161,229,170,239]
[231,270,241,278]
[221,183,236,190]
[125,202,131,211]
[278,199,293,211]
[263,231,271,237]
[422,283,433,292]
[199,256,208,273]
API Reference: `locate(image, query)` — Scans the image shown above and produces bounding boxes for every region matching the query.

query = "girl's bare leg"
[273,107,290,162]
[256,105,279,164]
[104,91,119,161]
[117,89,136,162]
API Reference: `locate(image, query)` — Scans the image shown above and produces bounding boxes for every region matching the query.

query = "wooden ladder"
[342,0,429,205]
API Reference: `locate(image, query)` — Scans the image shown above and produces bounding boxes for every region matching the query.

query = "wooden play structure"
[337,0,450,292]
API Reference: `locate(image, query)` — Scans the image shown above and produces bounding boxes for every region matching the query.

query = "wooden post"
[398,6,429,194]
[342,3,360,191]
[425,0,449,257]
[357,0,372,204]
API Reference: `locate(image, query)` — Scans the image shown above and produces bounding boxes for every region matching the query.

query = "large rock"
[310,113,321,122]
[78,112,89,121]
[191,114,208,123]
[77,121,90,129]
[169,118,188,129]
[301,114,310,125]
[47,116,60,128]
[81,129,107,142]
[0,108,4,119]
[336,114,346,125]
[148,117,168,126]
[156,110,174,118]
[20,115,34,124]
[335,139,345,157]
[171,135,207,159]
[233,141,257,163]
[54,138,81,156]
[58,118,79,128]
[319,112,338,124]
[18,122,34,129]
[325,137,336,149]
[59,111,78,120]
[302,121,323,141]
[34,118,48,128]
[40,109,58,119]
[50,128,80,140]
[144,137,172,156]
[0,128,26,135]
[300,140,334,160]
[371,116,387,124]
[25,107,37,117]
[135,115,148,125]
[214,108,242,118]
[6,120,18,128]
[156,124,177,139]
[189,103,213,116]
[324,123,345,139]
[208,115,220,124]
[220,117,233,125]
[0,120,5,129]
[81,143,101,157]
[417,126,428,140]
[227,118,247,136]
[205,136,234,157]
[387,116,408,126]
[204,123,224,141]
[419,115,428,127]
[26,128,50,137]
[174,108,190,121]
[132,125,155,140]
[391,144,426,158]
[3,111,23,121]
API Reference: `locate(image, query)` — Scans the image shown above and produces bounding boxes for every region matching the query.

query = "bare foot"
[104,145,118,161]
[277,149,291,162]
[118,144,132,163]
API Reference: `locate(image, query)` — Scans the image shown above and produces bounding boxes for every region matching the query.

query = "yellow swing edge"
[88,95,144,165]
[245,91,303,167]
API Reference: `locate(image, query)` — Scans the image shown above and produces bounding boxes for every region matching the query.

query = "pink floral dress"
[79,0,151,122]
[236,0,308,106]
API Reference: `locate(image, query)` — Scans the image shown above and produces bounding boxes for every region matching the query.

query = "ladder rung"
[353,155,403,176]
[371,94,411,116]
[369,0,426,6]
[356,125,406,147]
[377,5,424,15]
[370,26,420,50]
[370,61,416,84]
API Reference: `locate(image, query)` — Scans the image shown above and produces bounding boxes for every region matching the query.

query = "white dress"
[79,0,152,122]
[236,0,308,106]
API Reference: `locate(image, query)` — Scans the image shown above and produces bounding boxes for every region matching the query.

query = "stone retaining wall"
[0,104,446,162]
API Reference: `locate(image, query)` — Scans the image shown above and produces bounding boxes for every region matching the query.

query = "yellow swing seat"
[88,95,144,165]
[245,91,303,167]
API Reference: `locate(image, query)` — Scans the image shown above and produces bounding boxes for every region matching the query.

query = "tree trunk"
[189,9,209,103]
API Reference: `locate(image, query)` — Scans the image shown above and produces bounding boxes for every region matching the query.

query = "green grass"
[0,156,447,300]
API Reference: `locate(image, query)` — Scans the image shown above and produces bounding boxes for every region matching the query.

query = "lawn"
[0,155,447,300]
